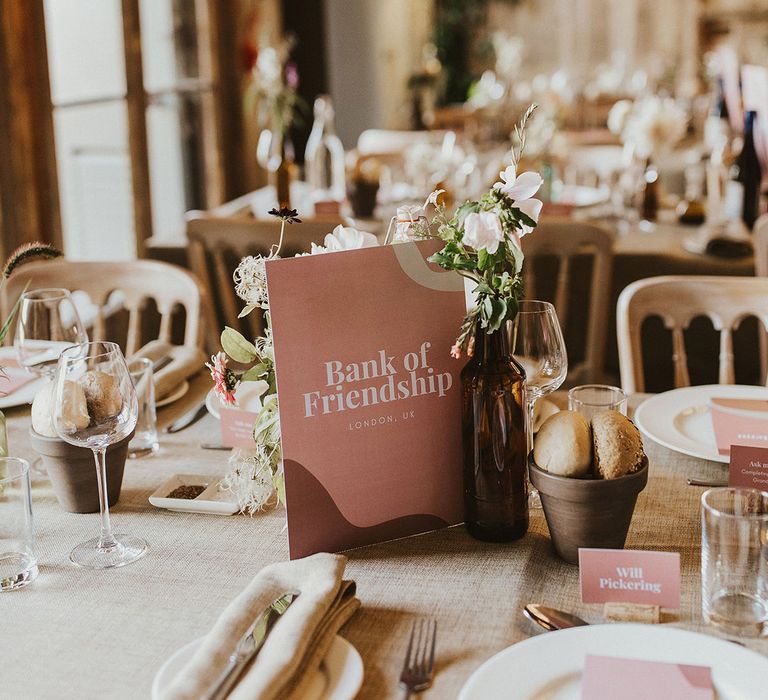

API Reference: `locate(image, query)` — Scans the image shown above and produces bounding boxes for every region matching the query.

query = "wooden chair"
[752,214,768,383]
[186,213,343,345]
[3,259,204,354]
[521,220,614,384]
[617,275,768,393]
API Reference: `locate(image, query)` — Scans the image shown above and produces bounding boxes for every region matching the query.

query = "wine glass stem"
[526,396,537,455]
[92,447,117,550]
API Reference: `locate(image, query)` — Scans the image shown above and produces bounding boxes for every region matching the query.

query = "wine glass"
[510,301,568,504]
[15,288,88,476]
[15,288,88,379]
[53,341,147,569]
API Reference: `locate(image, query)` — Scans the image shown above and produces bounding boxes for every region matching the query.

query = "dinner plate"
[458,624,768,700]
[205,383,267,420]
[0,348,45,409]
[151,634,363,700]
[155,380,189,408]
[634,384,768,463]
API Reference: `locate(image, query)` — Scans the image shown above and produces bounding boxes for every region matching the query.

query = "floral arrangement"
[417,104,542,357]
[608,96,688,159]
[245,36,303,137]
[208,210,377,513]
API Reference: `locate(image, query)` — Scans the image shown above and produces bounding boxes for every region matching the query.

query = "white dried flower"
[233,255,269,308]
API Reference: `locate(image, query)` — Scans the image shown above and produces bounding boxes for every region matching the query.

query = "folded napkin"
[131,341,207,401]
[160,553,360,700]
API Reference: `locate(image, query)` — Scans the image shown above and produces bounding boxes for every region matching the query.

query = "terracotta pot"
[529,455,648,565]
[29,428,134,513]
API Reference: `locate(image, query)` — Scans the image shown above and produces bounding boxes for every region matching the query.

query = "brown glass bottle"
[461,322,529,542]
[641,160,659,221]
[273,138,293,209]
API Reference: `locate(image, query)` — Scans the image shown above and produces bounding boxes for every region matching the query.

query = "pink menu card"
[729,444,768,490]
[265,241,466,558]
[582,656,713,700]
[710,398,768,457]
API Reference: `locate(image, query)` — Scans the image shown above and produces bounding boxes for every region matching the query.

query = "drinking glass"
[0,458,38,590]
[510,301,568,506]
[53,341,147,569]
[701,488,768,638]
[127,358,158,458]
[568,384,627,421]
[15,288,88,379]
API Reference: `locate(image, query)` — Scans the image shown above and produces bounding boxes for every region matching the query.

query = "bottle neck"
[473,321,511,364]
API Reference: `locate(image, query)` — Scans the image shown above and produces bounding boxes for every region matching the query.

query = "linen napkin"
[160,553,360,700]
[131,340,206,401]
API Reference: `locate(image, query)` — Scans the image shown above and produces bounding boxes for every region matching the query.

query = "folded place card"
[266,241,466,559]
[582,655,713,700]
[220,406,261,448]
[579,549,680,607]
[710,397,768,457]
[729,444,768,489]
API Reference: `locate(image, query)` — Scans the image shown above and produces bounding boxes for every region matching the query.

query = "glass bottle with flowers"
[418,105,542,542]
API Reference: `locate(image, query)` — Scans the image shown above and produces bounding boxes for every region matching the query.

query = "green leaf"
[221,327,258,363]
[477,249,490,270]
[487,297,508,333]
[241,364,268,381]
[514,208,537,229]
[238,304,258,318]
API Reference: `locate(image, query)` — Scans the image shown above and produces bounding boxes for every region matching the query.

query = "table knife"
[687,478,728,487]
[523,604,589,631]
[165,401,208,433]
[151,354,173,373]
[206,593,297,700]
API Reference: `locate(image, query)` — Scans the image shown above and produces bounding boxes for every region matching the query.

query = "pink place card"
[265,240,466,559]
[579,549,680,608]
[710,398,768,457]
[582,656,713,700]
[729,444,768,490]
[220,406,261,448]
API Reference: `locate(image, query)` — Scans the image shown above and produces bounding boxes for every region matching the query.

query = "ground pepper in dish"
[167,484,206,500]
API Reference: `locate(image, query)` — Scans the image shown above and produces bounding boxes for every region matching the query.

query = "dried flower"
[3,243,62,279]
[267,207,301,224]
[233,255,269,308]
[206,352,237,405]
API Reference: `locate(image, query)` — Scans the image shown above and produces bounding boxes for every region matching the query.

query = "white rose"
[323,225,378,252]
[462,211,505,254]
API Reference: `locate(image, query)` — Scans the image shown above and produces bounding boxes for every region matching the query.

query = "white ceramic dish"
[458,624,768,700]
[0,348,46,409]
[634,384,768,464]
[206,383,266,420]
[148,474,238,515]
[155,380,189,408]
[151,634,363,700]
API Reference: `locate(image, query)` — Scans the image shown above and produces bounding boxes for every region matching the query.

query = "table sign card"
[710,398,768,457]
[579,549,681,608]
[729,444,768,489]
[582,656,714,700]
[266,241,466,559]
[220,406,261,448]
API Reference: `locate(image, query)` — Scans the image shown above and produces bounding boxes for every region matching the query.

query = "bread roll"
[533,410,592,477]
[592,410,645,479]
[32,380,89,436]
[80,370,123,422]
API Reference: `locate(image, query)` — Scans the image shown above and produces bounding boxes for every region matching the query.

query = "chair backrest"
[521,220,614,383]
[186,214,343,344]
[3,259,204,354]
[617,275,768,393]
[754,214,768,277]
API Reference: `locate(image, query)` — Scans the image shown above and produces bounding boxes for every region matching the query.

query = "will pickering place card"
[266,241,466,558]
[579,549,681,607]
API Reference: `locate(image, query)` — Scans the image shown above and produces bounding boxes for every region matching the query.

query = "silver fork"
[399,619,437,699]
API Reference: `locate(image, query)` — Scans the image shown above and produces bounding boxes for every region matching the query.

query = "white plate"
[156,380,189,408]
[151,635,363,700]
[458,624,768,700]
[206,383,266,420]
[0,348,46,409]
[148,474,239,515]
[634,384,768,464]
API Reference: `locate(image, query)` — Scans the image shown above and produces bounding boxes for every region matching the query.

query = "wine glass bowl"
[53,341,146,569]
[15,288,88,379]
